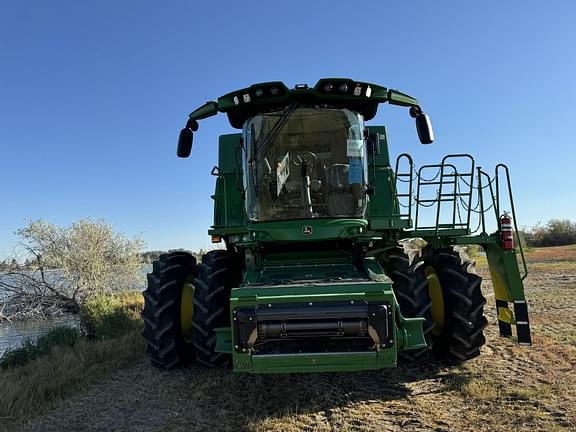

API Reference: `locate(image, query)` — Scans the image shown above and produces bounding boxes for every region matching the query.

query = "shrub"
[79,291,143,339]
[0,326,80,369]
[0,218,145,319]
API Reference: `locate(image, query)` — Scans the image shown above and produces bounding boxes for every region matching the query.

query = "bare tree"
[0,219,144,321]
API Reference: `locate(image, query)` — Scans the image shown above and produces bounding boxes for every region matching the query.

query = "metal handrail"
[393,153,414,221]
[413,155,474,232]
[393,155,526,280]
[495,164,528,281]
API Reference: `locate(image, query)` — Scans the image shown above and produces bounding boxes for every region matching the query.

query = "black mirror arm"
[188,101,219,121]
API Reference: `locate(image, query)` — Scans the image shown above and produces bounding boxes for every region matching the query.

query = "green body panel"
[485,245,527,303]
[236,352,393,374]
[215,327,233,354]
[245,262,362,285]
[248,218,368,242]
[232,281,390,303]
[366,126,410,230]
[225,280,425,373]
[209,134,247,236]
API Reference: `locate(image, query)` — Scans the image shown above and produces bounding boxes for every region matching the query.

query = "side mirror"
[415,113,434,144]
[177,128,193,158]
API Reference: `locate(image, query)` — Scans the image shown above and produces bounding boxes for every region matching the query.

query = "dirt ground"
[14,247,576,432]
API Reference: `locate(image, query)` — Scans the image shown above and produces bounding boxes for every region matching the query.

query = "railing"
[393,153,414,223]
[395,154,475,234]
[394,153,528,278]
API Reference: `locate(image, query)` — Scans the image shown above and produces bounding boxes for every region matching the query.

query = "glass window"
[243,107,369,222]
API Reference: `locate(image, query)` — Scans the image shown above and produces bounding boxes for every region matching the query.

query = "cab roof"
[188,78,420,129]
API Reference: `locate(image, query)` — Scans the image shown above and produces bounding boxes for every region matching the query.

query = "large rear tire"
[192,250,237,367]
[382,249,433,363]
[425,249,487,362]
[142,252,197,370]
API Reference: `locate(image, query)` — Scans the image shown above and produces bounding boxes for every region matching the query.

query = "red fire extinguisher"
[500,212,514,250]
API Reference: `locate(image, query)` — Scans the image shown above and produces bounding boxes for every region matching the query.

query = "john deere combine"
[142,79,531,373]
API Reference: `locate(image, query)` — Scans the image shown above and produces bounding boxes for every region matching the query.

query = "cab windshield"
[243,107,368,222]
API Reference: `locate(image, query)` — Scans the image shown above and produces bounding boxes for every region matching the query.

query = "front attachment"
[223,280,426,374]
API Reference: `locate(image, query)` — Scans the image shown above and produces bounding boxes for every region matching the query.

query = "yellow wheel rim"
[425,266,445,335]
[180,277,195,343]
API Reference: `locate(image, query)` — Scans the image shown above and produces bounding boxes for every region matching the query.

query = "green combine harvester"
[142,78,532,373]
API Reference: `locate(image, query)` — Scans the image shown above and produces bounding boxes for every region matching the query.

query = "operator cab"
[243,107,368,222]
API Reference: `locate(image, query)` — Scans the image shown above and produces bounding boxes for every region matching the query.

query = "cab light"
[353,86,362,96]
[270,87,280,95]
[243,94,251,103]
[233,96,240,105]
[255,88,264,97]
[339,83,348,93]
[365,86,372,97]
[324,83,334,92]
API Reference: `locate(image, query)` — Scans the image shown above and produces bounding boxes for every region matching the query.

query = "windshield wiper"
[251,102,299,162]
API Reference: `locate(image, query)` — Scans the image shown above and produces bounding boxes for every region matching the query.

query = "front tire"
[382,249,433,363]
[142,252,197,370]
[191,250,236,367]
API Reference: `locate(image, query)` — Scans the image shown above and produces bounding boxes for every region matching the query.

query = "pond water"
[0,314,80,358]
[0,267,149,358]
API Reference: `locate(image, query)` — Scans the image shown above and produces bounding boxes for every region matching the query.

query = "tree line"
[520,219,576,247]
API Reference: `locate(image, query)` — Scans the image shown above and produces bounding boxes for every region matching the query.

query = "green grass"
[79,291,143,339]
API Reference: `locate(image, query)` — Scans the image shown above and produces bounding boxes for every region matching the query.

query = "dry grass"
[524,244,576,263]
[0,330,144,429]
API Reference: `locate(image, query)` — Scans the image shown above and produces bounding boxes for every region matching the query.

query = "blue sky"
[1,1,574,258]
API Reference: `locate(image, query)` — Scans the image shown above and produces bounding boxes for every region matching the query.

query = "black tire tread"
[428,249,487,362]
[142,252,197,370]
[382,249,433,363]
[192,250,236,367]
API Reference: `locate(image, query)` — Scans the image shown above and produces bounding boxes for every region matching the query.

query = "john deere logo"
[302,226,313,235]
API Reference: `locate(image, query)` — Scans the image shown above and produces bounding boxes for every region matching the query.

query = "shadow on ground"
[176,360,470,431]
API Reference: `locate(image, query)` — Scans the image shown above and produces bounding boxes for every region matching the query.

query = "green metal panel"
[210,134,247,235]
[485,243,532,345]
[235,352,396,374]
[229,282,397,373]
[366,126,390,166]
[215,327,232,354]
[231,282,391,303]
[223,273,426,373]
[366,126,408,230]
[248,218,368,242]
[485,245,527,303]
